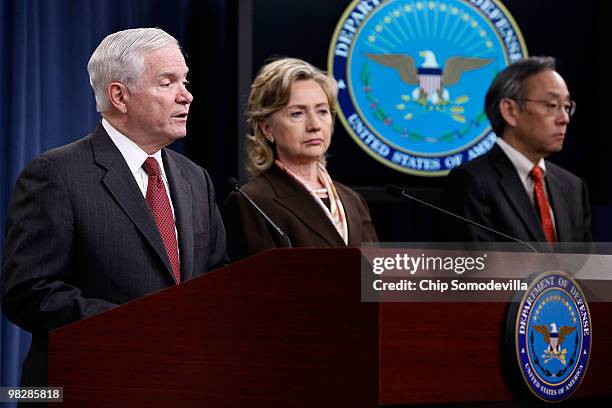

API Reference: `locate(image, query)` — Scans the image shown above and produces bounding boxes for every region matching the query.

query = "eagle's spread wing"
[532,324,551,344]
[442,57,494,86]
[365,53,418,85]
[558,326,577,345]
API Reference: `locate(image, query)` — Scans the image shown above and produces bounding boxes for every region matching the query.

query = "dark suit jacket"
[441,144,592,244]
[1,125,227,386]
[224,165,378,261]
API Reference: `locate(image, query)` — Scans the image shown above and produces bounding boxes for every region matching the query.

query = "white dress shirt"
[102,118,178,234]
[496,137,556,236]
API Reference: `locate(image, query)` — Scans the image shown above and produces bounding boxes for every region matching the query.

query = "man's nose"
[557,107,570,124]
[177,84,193,104]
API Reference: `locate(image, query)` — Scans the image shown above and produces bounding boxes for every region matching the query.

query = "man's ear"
[107,82,129,114]
[499,97,519,128]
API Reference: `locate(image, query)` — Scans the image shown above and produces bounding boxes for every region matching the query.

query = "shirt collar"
[102,118,165,178]
[496,137,546,182]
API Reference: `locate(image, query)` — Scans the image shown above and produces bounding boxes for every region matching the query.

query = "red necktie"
[529,166,556,244]
[142,157,181,283]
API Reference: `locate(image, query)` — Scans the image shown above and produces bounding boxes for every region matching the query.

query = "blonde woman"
[225,58,377,261]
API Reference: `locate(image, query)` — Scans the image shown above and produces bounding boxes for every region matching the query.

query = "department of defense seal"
[328,0,528,176]
[513,271,591,402]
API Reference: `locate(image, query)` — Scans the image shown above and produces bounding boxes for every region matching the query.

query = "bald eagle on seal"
[365,50,493,105]
[532,322,576,354]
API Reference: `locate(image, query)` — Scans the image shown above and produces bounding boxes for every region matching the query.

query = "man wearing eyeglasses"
[442,56,592,245]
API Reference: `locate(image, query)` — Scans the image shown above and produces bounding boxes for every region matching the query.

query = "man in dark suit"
[442,56,592,245]
[1,28,227,386]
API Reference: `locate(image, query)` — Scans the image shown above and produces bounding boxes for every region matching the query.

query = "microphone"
[227,177,292,248]
[385,184,537,253]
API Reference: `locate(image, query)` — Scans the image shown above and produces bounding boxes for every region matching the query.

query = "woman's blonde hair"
[245,57,338,176]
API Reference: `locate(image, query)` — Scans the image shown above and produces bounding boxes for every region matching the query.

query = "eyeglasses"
[521,98,576,117]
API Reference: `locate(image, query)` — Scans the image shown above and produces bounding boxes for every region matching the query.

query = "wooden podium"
[48,248,612,406]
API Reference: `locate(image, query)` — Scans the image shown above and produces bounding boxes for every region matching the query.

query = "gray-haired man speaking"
[1,28,227,386]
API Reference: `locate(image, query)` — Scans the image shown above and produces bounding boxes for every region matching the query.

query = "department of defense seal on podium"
[513,271,591,402]
[328,0,527,176]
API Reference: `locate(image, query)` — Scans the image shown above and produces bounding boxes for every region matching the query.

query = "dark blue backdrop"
[0,0,197,395]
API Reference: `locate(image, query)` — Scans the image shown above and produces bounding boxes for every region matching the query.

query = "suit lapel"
[90,125,174,281]
[490,145,547,242]
[163,151,194,280]
[336,185,361,247]
[545,166,571,242]
[267,166,345,247]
